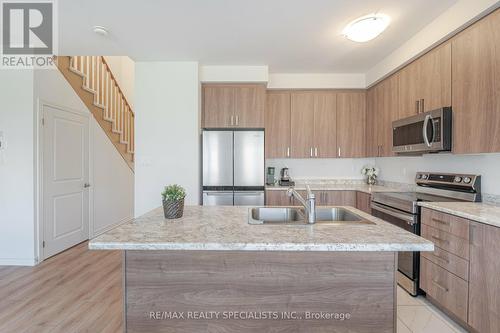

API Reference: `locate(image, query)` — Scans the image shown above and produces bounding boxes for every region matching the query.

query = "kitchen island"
[90,206,433,333]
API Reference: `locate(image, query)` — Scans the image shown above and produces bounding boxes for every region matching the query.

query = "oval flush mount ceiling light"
[342,14,390,42]
[92,26,109,37]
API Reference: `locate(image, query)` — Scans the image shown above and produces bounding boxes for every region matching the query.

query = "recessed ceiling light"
[342,14,390,43]
[92,26,109,37]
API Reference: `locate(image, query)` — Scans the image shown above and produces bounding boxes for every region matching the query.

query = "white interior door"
[43,105,89,259]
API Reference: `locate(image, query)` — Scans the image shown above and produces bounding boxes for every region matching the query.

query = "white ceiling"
[59,0,458,73]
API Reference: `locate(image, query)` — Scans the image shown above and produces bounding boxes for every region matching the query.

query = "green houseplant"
[161,184,186,219]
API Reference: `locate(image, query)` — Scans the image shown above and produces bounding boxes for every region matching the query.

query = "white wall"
[200,65,268,82]
[0,70,36,266]
[103,56,135,108]
[375,154,500,196]
[33,68,135,243]
[134,62,200,217]
[268,73,366,89]
[266,158,376,180]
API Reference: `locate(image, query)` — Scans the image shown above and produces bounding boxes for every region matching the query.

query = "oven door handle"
[422,114,433,147]
[371,202,417,226]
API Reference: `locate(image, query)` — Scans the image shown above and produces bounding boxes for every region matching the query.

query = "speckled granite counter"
[89,205,433,252]
[418,202,500,228]
[265,183,401,194]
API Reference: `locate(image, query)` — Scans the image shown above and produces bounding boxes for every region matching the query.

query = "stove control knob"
[463,177,472,184]
[454,176,463,183]
[416,174,422,179]
[422,174,428,180]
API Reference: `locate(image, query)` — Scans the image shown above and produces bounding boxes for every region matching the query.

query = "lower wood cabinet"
[355,192,371,214]
[420,257,468,322]
[468,221,500,333]
[265,190,292,206]
[421,208,500,333]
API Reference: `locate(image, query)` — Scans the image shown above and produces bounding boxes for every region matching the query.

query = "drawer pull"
[432,218,450,226]
[432,253,450,264]
[432,279,449,292]
[431,235,450,244]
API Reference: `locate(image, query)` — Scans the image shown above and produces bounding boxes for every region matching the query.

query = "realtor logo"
[1,0,57,68]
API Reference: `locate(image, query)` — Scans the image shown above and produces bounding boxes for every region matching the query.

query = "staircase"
[56,56,135,171]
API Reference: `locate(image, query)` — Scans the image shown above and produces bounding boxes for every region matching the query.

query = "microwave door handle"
[422,115,432,147]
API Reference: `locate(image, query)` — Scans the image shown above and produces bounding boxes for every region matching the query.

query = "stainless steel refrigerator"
[202,130,264,206]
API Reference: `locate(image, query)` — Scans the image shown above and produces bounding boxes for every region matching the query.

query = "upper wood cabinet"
[468,221,500,333]
[290,91,337,158]
[202,84,265,128]
[265,91,291,158]
[290,92,316,158]
[367,75,398,157]
[452,9,500,154]
[337,92,366,158]
[313,92,337,158]
[398,42,451,119]
[203,85,234,128]
[365,87,378,157]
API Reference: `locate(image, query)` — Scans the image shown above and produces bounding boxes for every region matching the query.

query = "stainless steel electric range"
[371,172,481,296]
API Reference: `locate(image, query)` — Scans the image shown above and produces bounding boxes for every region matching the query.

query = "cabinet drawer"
[421,246,469,281]
[422,208,469,240]
[420,257,468,322]
[422,224,469,260]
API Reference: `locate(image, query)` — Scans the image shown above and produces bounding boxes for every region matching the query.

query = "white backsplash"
[266,158,376,180]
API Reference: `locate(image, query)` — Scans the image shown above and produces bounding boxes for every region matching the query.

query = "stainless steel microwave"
[392,107,452,154]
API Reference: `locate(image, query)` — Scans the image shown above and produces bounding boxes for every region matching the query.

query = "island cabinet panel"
[265,190,292,206]
[265,91,291,158]
[452,9,500,154]
[356,192,372,214]
[125,251,396,333]
[468,222,500,333]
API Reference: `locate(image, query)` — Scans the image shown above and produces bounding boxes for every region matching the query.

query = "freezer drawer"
[203,131,233,187]
[233,131,264,187]
[203,191,233,206]
[234,191,265,206]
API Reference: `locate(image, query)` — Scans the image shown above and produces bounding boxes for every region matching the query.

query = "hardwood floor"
[0,242,122,333]
[0,242,467,333]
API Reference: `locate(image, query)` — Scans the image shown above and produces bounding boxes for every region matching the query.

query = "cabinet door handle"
[431,279,449,292]
[235,115,239,126]
[338,147,341,157]
[416,100,420,114]
[420,99,425,114]
[432,218,450,226]
[431,235,450,244]
[230,115,234,126]
[286,147,290,157]
[432,252,450,264]
[310,147,313,157]
[314,147,318,157]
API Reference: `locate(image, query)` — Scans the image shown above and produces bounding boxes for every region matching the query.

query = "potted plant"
[361,166,379,185]
[161,184,186,219]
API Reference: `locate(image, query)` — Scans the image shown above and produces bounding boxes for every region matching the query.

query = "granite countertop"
[418,202,500,228]
[89,205,433,252]
[265,183,402,194]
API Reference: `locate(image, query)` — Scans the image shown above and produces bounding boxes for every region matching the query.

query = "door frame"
[35,99,93,263]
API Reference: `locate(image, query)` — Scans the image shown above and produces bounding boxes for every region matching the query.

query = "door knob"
[84,183,91,188]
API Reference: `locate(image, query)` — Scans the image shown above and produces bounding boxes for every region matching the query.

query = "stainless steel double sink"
[248,207,375,225]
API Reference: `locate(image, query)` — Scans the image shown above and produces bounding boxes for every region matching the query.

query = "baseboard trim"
[0,258,37,266]
[92,216,132,238]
